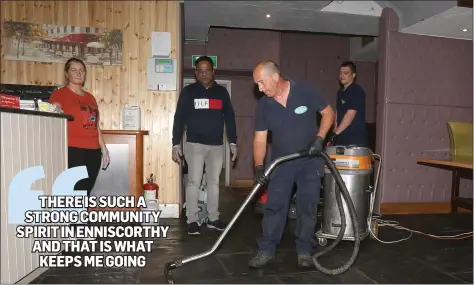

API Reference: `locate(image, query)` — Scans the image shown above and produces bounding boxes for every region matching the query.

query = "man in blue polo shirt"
[327,61,368,147]
[249,60,335,268]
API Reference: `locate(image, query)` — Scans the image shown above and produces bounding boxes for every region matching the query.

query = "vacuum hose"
[313,152,360,275]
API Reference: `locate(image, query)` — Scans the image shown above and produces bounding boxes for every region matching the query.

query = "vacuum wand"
[164,149,311,284]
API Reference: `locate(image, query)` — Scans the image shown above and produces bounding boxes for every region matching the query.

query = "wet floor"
[31,188,473,284]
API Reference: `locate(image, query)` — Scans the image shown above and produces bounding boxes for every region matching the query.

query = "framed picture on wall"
[2,21,123,66]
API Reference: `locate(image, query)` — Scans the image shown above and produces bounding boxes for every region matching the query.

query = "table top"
[417,158,473,170]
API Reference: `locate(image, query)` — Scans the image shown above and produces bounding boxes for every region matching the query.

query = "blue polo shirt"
[254,80,329,160]
[336,82,368,146]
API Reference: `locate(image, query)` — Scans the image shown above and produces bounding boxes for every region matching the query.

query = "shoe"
[248,252,275,268]
[297,253,315,268]
[207,219,227,231]
[187,222,201,235]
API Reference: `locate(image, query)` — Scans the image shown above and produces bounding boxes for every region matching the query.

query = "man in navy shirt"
[172,56,238,235]
[327,61,368,147]
[249,60,335,268]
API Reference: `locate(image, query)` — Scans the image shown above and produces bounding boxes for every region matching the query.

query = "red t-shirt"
[49,87,101,149]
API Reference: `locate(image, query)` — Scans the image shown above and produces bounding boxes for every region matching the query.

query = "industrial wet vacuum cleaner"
[316,146,381,246]
[165,146,381,282]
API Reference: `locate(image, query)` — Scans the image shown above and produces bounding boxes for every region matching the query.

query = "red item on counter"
[0,94,20,109]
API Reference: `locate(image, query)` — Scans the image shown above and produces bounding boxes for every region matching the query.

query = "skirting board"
[15,267,49,284]
[380,202,472,215]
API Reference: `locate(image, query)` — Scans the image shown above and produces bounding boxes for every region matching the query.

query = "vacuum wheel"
[317,237,328,247]
[288,203,297,220]
[369,219,379,239]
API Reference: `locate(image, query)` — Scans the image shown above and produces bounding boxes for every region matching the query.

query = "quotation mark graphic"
[8,166,89,225]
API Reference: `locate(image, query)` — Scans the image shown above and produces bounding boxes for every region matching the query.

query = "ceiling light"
[265,14,271,18]
[462,28,468,32]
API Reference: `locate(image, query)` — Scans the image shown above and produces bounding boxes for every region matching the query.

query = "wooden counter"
[0,107,71,284]
[90,130,149,210]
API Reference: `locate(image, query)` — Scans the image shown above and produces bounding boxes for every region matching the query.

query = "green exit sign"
[191,55,217,69]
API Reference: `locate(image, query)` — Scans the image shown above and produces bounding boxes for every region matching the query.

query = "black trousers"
[68,147,102,197]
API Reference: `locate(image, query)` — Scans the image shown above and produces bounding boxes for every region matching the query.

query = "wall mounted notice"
[122,104,141,131]
[146,58,177,91]
[151,32,171,58]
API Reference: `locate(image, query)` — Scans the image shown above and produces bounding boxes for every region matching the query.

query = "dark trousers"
[257,157,322,256]
[68,147,102,197]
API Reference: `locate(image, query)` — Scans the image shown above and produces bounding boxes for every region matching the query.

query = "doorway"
[182,78,232,187]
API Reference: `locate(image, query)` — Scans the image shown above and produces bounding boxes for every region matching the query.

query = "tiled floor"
[31,189,473,284]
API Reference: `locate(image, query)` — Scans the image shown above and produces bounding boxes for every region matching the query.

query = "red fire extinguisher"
[143,174,159,201]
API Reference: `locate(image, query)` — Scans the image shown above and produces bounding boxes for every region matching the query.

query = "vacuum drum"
[316,146,380,246]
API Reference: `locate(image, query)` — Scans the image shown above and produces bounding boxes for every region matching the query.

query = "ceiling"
[401,6,473,40]
[183,0,472,61]
[184,1,382,41]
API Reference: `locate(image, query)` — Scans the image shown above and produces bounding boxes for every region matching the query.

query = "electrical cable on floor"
[365,153,473,244]
[368,215,473,244]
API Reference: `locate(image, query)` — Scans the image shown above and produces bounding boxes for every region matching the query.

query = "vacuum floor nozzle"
[164,262,178,284]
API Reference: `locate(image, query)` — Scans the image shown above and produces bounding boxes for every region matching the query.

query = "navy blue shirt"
[255,80,329,160]
[336,82,368,146]
[172,82,237,146]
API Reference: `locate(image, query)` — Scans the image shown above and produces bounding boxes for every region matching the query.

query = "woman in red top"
[49,57,110,196]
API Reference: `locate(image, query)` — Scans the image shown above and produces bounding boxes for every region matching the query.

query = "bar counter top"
[0,107,73,120]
